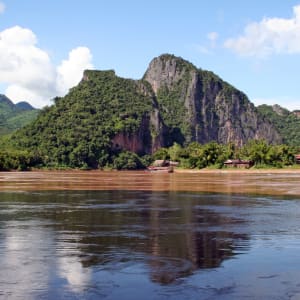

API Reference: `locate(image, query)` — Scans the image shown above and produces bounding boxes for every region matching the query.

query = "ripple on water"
[1,188,300,299]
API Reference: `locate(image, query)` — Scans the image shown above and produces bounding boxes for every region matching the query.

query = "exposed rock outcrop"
[144,54,282,146]
[112,109,168,155]
[293,110,300,118]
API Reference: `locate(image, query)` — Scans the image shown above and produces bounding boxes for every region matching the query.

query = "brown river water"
[1,170,300,299]
[1,169,300,195]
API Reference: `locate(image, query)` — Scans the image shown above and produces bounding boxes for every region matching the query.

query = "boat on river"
[147,166,174,173]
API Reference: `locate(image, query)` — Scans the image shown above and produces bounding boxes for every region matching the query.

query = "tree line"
[0,139,298,171]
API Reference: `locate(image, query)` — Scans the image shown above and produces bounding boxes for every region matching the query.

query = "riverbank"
[2,164,300,174]
[174,167,300,174]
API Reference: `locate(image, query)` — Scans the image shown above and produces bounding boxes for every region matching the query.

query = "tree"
[113,151,144,170]
[168,143,183,161]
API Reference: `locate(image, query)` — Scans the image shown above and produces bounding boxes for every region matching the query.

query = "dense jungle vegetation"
[258,104,300,147]
[0,137,297,171]
[1,70,158,170]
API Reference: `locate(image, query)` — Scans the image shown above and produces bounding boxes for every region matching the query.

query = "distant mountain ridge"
[15,101,35,111]
[0,95,39,135]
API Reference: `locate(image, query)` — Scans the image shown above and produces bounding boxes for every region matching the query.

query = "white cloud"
[0,26,56,107]
[194,32,219,55]
[195,45,212,55]
[0,2,5,14]
[207,32,218,43]
[0,26,94,108]
[224,5,300,57]
[56,47,93,95]
[207,32,218,49]
[6,85,46,108]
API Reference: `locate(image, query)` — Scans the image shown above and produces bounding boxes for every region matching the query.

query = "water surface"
[1,184,300,299]
[1,170,300,196]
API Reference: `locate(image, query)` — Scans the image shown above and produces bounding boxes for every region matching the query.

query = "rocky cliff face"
[144,54,282,146]
[111,103,168,154]
[293,110,300,118]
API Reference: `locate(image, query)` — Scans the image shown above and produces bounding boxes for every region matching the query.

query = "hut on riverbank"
[224,159,254,169]
[295,154,300,164]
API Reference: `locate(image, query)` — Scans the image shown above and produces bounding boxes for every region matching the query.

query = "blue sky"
[1,0,300,110]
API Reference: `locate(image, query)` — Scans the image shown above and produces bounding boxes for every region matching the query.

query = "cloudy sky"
[1,0,300,110]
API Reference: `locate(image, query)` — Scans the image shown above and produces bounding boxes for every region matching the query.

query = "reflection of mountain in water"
[146,193,249,284]
[148,229,247,284]
[0,191,250,285]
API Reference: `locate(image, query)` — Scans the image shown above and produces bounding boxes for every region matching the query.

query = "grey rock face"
[144,54,282,146]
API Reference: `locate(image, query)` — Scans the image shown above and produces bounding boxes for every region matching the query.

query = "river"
[0,171,300,299]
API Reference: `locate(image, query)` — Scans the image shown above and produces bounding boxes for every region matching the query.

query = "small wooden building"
[295,154,300,164]
[224,159,254,169]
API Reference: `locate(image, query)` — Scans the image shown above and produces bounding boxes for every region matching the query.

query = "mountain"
[144,54,281,146]
[11,54,282,168]
[12,70,168,168]
[0,95,39,135]
[257,104,300,146]
[15,101,35,111]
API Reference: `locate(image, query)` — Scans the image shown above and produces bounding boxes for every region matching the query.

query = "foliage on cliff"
[10,70,160,169]
[144,54,281,146]
[1,136,297,171]
[257,104,300,146]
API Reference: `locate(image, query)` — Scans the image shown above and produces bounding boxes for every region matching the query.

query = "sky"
[1,0,300,110]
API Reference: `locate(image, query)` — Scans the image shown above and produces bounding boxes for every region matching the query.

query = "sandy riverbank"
[174,167,300,174]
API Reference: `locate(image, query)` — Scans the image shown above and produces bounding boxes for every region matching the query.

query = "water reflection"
[0,220,54,299]
[0,190,250,299]
[58,243,92,292]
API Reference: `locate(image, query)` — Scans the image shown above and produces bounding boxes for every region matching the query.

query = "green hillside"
[0,95,39,135]
[11,70,162,169]
[257,104,300,146]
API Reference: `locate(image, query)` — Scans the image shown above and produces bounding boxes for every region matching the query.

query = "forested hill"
[0,95,39,135]
[7,54,288,169]
[11,70,168,168]
[257,104,300,146]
